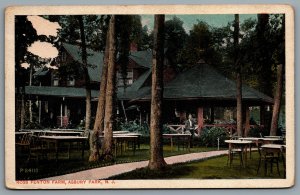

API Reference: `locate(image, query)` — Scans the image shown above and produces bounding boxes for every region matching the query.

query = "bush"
[25,121,44,129]
[199,127,229,147]
[118,121,149,136]
[247,126,269,137]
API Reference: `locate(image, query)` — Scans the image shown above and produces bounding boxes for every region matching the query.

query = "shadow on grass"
[109,164,196,180]
[16,142,226,180]
[108,152,286,180]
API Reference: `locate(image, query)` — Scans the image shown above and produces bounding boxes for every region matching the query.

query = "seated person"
[184,114,196,147]
[184,114,196,134]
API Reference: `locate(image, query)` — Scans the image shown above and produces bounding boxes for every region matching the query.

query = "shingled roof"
[62,43,153,82]
[62,43,104,82]
[135,63,273,104]
[129,50,152,68]
[25,86,100,98]
[118,69,152,100]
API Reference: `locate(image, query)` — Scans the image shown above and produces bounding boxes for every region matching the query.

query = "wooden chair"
[16,133,31,156]
[227,147,243,167]
[227,136,243,167]
[257,147,281,176]
[280,146,286,178]
[177,136,190,151]
[27,134,47,162]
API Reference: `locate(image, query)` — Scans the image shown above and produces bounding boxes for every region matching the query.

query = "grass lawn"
[18,137,285,180]
[16,139,225,180]
[109,152,286,179]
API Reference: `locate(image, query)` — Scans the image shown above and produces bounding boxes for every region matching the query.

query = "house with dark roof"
[119,61,273,135]
[26,43,158,127]
[25,43,273,135]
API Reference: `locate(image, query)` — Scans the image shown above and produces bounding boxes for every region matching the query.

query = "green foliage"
[118,121,149,135]
[164,16,188,69]
[180,21,214,66]
[199,127,229,147]
[247,126,269,137]
[25,121,44,129]
[58,61,83,80]
[15,16,39,89]
[23,102,45,129]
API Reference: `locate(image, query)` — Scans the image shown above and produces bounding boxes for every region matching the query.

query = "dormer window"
[53,76,59,86]
[117,70,133,87]
[67,76,75,86]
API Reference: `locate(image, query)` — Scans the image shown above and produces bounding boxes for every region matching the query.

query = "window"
[117,70,133,87]
[67,76,75,86]
[52,74,59,86]
[53,79,59,86]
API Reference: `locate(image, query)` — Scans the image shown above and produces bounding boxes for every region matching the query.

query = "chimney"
[130,42,138,52]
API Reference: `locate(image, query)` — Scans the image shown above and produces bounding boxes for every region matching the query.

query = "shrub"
[199,127,229,147]
[25,121,44,129]
[118,121,149,136]
[247,126,269,137]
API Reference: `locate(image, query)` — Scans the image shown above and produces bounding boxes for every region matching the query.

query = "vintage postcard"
[5,5,294,189]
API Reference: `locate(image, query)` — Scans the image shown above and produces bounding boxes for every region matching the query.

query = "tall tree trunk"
[77,15,92,131]
[20,93,25,129]
[256,14,272,130]
[270,64,283,136]
[29,65,33,123]
[15,90,21,130]
[102,15,116,160]
[89,18,111,162]
[234,14,243,137]
[148,15,167,170]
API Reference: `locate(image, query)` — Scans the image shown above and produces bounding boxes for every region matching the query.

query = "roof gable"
[62,43,104,82]
[129,50,152,68]
[164,64,273,103]
[62,43,152,82]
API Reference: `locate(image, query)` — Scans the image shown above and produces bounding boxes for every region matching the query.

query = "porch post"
[244,107,250,136]
[197,107,204,134]
[38,100,41,124]
[260,105,265,126]
[210,106,215,124]
[60,98,63,127]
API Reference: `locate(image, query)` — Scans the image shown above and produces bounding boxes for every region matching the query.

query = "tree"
[90,16,111,162]
[270,14,285,135]
[179,21,222,69]
[77,15,92,131]
[59,15,108,52]
[270,64,284,135]
[15,16,60,129]
[139,25,152,50]
[254,14,274,97]
[15,16,38,130]
[90,15,133,161]
[148,15,167,170]
[164,16,187,68]
[102,15,117,160]
[234,14,243,137]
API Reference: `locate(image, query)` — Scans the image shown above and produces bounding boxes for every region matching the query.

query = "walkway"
[44,150,227,180]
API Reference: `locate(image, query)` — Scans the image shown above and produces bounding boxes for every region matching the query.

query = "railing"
[203,124,237,136]
[166,125,185,134]
[167,124,263,136]
[203,124,264,136]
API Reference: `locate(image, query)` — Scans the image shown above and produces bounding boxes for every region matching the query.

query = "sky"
[141,14,257,33]
[21,16,61,69]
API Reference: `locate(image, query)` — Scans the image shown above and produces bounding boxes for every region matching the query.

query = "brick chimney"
[130,42,138,52]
